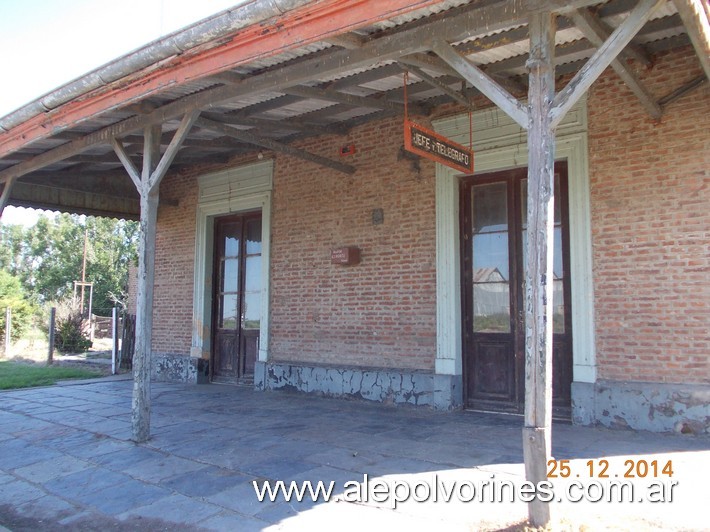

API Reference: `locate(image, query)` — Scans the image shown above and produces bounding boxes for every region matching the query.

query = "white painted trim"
[433,99,596,383]
[191,160,273,364]
[435,166,462,376]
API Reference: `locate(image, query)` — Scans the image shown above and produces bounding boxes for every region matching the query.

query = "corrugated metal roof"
[0,0,700,219]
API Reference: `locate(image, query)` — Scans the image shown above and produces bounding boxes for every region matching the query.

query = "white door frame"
[191,160,274,365]
[433,99,596,384]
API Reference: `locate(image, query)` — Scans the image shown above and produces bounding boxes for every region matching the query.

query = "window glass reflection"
[223,259,239,293]
[243,292,261,329]
[221,294,238,330]
[472,182,510,333]
[245,256,261,292]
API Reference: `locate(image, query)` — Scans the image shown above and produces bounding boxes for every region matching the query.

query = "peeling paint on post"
[523,12,556,528]
[113,112,200,443]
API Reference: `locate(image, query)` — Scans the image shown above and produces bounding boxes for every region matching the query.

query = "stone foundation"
[151,353,200,384]
[572,380,710,435]
[254,361,462,410]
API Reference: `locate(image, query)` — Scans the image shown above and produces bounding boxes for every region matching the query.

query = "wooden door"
[461,163,572,414]
[212,213,262,383]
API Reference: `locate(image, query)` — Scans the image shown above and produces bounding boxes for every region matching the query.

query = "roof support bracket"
[551,0,666,128]
[673,0,710,81]
[570,8,662,120]
[396,62,472,109]
[111,110,199,444]
[431,39,528,129]
[196,117,356,175]
[282,84,425,115]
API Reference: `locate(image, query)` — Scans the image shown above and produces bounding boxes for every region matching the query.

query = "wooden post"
[112,110,200,443]
[523,12,556,528]
[111,307,118,375]
[3,307,10,356]
[48,307,56,365]
[131,125,161,442]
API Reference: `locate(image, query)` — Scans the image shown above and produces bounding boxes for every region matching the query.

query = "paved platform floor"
[0,380,708,531]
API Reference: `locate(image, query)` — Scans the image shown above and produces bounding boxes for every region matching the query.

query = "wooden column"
[132,125,161,442]
[112,111,199,443]
[523,12,556,528]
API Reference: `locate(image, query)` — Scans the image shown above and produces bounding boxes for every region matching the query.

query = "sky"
[0,0,245,226]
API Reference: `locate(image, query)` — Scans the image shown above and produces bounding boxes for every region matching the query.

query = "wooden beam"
[324,32,367,49]
[571,8,662,120]
[0,0,606,183]
[398,53,460,77]
[196,117,355,175]
[111,139,141,190]
[282,85,419,114]
[673,0,710,80]
[550,0,666,128]
[586,12,653,67]
[0,177,17,218]
[523,11,556,528]
[201,112,348,136]
[658,74,707,106]
[328,63,404,90]
[209,71,246,86]
[397,63,472,108]
[148,110,201,191]
[432,40,528,128]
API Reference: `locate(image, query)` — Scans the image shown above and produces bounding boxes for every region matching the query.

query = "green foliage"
[0,214,138,316]
[0,361,101,390]
[53,299,92,354]
[0,270,36,342]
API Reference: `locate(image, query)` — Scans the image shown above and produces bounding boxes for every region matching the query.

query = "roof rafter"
[196,117,355,175]
[570,8,662,119]
[282,84,424,114]
[551,0,666,127]
[201,112,348,136]
[396,63,472,108]
[0,0,605,184]
[673,0,710,80]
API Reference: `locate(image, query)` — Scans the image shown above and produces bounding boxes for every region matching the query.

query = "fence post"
[4,307,11,356]
[48,307,56,365]
[112,307,118,375]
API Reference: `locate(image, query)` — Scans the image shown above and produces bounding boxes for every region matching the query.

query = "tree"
[0,213,139,316]
[0,270,35,342]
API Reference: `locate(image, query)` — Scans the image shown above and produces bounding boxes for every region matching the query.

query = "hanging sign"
[404,120,474,174]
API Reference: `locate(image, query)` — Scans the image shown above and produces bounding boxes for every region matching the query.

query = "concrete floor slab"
[0,380,707,530]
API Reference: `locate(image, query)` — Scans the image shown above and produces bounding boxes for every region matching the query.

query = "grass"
[0,361,103,390]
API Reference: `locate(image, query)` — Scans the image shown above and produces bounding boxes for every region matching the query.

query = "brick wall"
[150,45,708,384]
[588,47,710,384]
[269,116,438,370]
[151,170,200,356]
